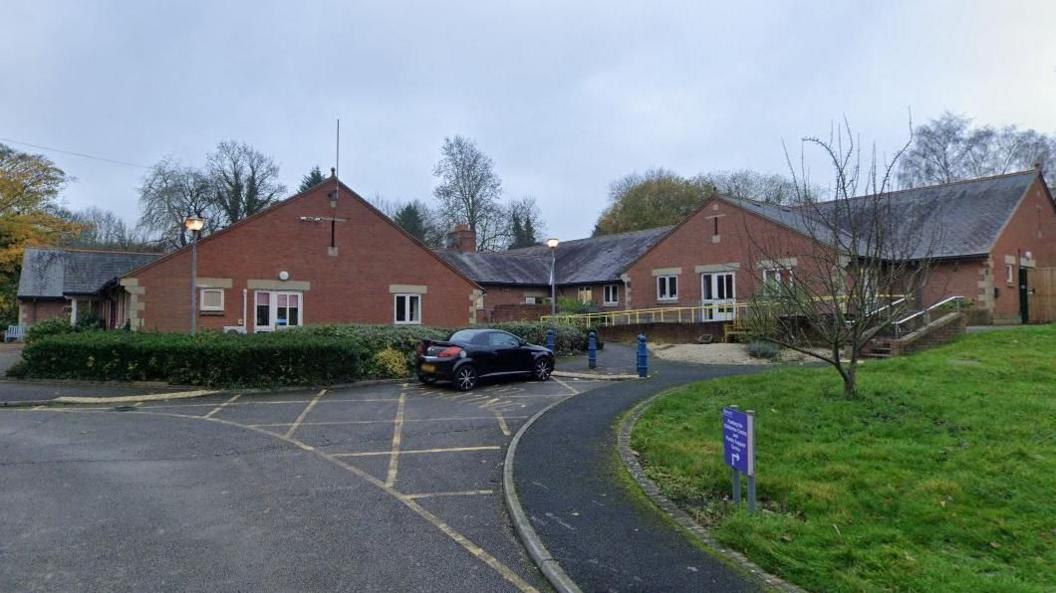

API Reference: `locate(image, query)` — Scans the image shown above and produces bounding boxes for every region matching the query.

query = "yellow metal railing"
[541,303,748,327]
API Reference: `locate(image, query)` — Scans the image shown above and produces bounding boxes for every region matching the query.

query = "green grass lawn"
[632,326,1056,593]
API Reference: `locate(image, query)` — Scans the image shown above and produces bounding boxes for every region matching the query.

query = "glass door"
[701,273,736,321]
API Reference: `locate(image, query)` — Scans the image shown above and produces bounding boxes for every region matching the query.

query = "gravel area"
[651,342,824,365]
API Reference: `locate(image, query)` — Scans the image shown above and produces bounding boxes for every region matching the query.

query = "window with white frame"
[577,287,593,304]
[1006,263,1014,284]
[603,284,619,305]
[200,288,224,312]
[394,294,421,324]
[254,291,302,331]
[657,275,678,301]
[525,296,539,305]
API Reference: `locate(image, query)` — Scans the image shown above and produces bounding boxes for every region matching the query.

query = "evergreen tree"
[299,166,326,192]
[393,201,432,244]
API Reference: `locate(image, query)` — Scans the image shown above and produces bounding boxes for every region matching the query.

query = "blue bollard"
[636,334,648,378]
[546,328,556,353]
[588,330,597,369]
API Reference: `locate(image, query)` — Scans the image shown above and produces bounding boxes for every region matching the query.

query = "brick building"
[441,169,1056,325]
[15,170,1056,333]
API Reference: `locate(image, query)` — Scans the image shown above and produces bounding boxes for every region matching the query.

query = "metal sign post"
[722,406,756,513]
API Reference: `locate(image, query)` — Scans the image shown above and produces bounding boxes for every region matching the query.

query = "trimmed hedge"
[18,322,591,387]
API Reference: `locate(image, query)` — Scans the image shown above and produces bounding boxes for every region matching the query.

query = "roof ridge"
[841,169,1037,202]
[504,225,675,253]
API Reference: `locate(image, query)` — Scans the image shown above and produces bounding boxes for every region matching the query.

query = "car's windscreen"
[449,330,487,344]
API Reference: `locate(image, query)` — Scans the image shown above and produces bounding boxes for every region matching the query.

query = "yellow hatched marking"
[493,412,511,436]
[385,390,407,488]
[284,389,326,438]
[405,489,494,500]
[204,393,241,419]
[334,446,500,458]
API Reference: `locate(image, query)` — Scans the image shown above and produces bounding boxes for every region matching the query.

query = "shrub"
[373,347,411,378]
[25,318,77,345]
[557,297,593,314]
[18,322,593,387]
[746,340,781,360]
[5,359,27,378]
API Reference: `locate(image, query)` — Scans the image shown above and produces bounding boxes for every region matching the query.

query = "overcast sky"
[3,0,1055,241]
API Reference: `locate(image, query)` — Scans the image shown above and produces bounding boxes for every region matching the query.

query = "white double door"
[701,272,736,321]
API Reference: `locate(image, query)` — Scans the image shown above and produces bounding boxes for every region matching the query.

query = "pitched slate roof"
[435,251,553,285]
[807,170,1039,259]
[437,226,674,286]
[17,248,163,299]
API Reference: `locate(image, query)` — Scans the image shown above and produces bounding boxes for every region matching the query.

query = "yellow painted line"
[137,398,396,409]
[54,389,219,404]
[405,489,494,500]
[333,446,501,458]
[385,390,407,488]
[284,389,326,438]
[247,415,530,428]
[204,393,241,419]
[494,412,511,436]
[27,406,541,593]
[552,377,580,396]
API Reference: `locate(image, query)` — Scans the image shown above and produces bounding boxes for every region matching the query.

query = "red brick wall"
[128,182,479,333]
[624,197,818,308]
[18,299,67,326]
[921,259,988,318]
[988,174,1056,323]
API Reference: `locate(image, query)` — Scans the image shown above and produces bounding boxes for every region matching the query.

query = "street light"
[185,215,205,335]
[546,238,560,316]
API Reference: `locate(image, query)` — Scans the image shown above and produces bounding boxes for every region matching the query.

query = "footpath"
[510,355,771,593]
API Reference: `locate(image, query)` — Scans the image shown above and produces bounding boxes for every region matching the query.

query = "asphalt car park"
[0,376,601,593]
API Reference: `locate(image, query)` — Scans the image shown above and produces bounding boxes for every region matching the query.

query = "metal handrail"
[541,302,747,327]
[892,295,964,337]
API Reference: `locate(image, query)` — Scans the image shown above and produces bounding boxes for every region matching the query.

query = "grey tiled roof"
[435,251,553,285]
[437,226,673,286]
[807,170,1038,259]
[17,248,163,298]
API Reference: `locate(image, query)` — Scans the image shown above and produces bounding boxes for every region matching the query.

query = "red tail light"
[438,346,463,358]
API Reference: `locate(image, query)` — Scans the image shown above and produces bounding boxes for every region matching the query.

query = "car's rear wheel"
[454,364,478,391]
[533,358,553,381]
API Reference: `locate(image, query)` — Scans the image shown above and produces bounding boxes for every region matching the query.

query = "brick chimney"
[448,224,476,252]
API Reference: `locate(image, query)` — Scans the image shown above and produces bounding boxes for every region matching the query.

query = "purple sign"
[722,407,755,476]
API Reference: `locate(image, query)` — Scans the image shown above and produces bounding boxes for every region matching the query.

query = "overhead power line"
[0,136,151,169]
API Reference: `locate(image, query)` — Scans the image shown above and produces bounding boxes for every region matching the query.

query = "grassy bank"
[632,326,1056,593]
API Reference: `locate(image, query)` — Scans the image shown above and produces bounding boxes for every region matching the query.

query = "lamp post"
[184,215,205,335]
[546,237,560,316]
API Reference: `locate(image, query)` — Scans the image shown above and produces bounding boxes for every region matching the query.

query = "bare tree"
[207,141,286,224]
[507,196,545,248]
[745,119,935,398]
[137,159,220,249]
[697,169,804,204]
[60,207,155,250]
[432,135,507,251]
[898,112,1056,188]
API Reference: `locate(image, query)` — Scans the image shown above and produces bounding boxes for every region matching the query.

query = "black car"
[415,329,555,391]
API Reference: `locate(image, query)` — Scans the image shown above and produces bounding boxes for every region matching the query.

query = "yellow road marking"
[24,407,541,593]
[334,446,501,458]
[493,412,511,436]
[204,393,241,419]
[552,377,580,396]
[385,390,407,488]
[138,397,395,409]
[284,389,326,438]
[247,415,529,428]
[405,489,494,500]
[54,389,219,404]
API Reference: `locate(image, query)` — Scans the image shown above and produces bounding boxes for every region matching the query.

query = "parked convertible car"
[415,328,555,391]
